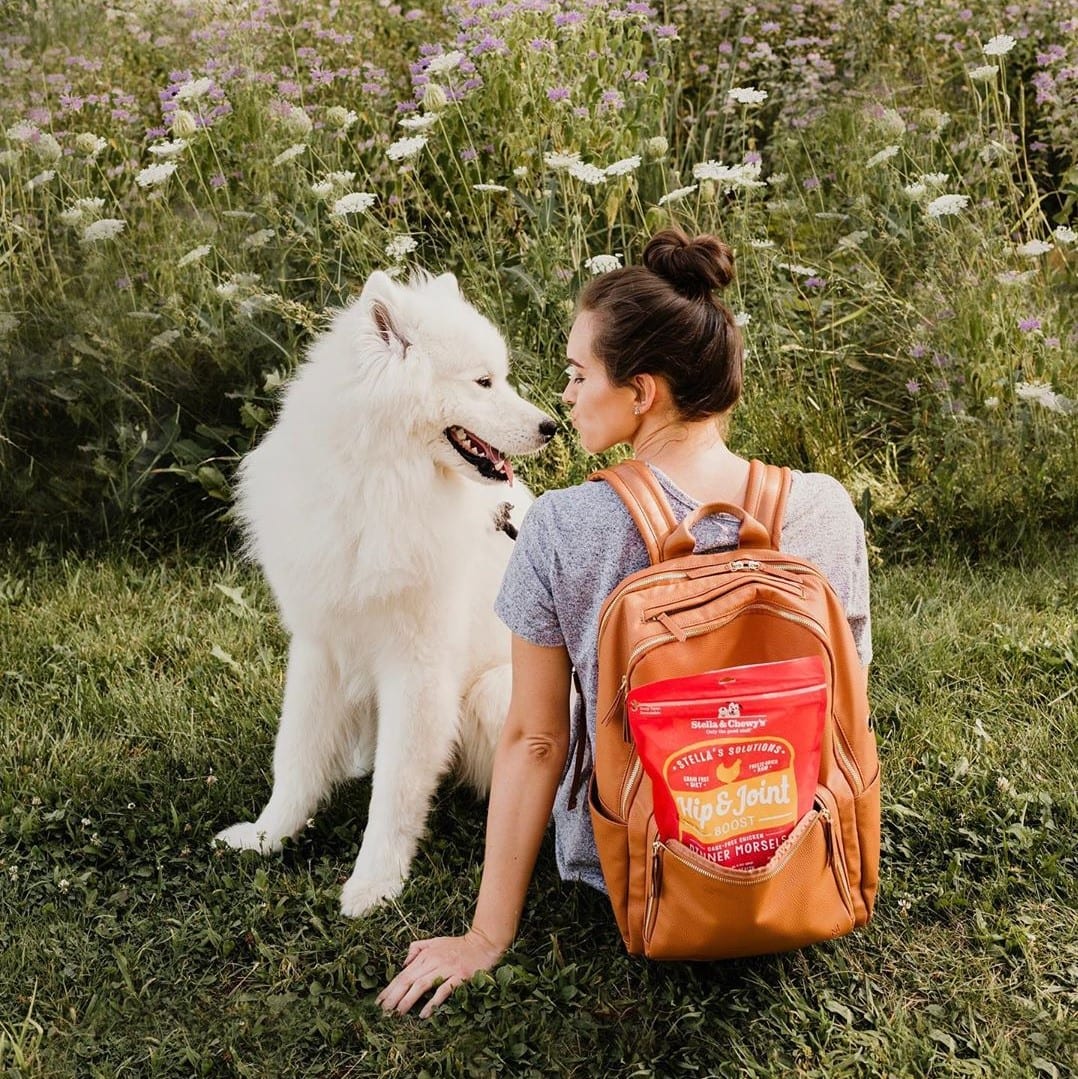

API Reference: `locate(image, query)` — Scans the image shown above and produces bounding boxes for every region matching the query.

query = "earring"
[633,404,641,415]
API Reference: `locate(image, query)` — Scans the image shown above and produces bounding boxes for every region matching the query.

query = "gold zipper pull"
[600,675,628,729]
[651,839,664,900]
[729,559,762,571]
[819,806,834,868]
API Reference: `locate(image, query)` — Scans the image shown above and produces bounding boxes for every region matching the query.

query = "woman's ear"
[631,373,661,412]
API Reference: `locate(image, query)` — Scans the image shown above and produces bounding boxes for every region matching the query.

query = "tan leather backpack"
[587,459,880,960]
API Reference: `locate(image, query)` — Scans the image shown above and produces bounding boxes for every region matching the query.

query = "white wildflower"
[35,133,62,162]
[135,161,178,187]
[75,132,108,156]
[777,261,819,277]
[385,234,418,259]
[866,145,900,168]
[271,143,307,166]
[6,120,38,142]
[60,197,106,225]
[692,159,766,190]
[426,50,464,76]
[567,160,606,185]
[330,191,377,216]
[310,180,335,199]
[148,328,182,351]
[324,106,357,130]
[584,253,622,274]
[1053,225,1076,245]
[904,182,927,199]
[644,136,669,160]
[1015,380,1073,413]
[175,76,214,101]
[177,244,212,267]
[473,183,509,192]
[311,170,355,198]
[921,108,950,133]
[924,193,969,218]
[837,229,870,249]
[984,396,999,409]
[544,150,582,171]
[422,84,448,112]
[243,229,275,249]
[398,113,440,131]
[1014,238,1052,257]
[148,139,188,157]
[734,312,751,327]
[387,135,427,162]
[871,107,906,138]
[995,269,1034,284]
[982,34,1017,56]
[25,169,55,190]
[172,109,198,138]
[969,64,998,81]
[80,217,126,243]
[727,86,768,106]
[749,238,775,249]
[604,155,641,177]
[512,165,528,178]
[282,105,312,137]
[215,272,261,299]
[658,185,697,205]
[921,172,949,187]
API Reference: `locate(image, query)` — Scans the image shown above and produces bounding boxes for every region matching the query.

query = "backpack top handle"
[590,459,790,564]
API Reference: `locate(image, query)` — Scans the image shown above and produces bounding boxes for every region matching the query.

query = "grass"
[0,541,1075,1077]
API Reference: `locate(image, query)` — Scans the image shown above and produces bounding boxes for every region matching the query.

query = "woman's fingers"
[419,977,460,1020]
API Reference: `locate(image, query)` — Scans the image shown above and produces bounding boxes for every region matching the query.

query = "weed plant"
[0,0,1074,547]
[0,543,1075,1075]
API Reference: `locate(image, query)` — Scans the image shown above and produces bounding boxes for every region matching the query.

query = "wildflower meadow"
[1,0,1075,1076]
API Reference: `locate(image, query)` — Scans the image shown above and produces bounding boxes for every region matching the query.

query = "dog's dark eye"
[475,377,493,389]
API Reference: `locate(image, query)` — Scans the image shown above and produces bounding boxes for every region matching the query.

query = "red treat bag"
[627,656,827,869]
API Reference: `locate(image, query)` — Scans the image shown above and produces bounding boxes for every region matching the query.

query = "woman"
[378,228,872,1017]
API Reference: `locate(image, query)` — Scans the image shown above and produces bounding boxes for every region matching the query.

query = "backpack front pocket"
[642,800,856,960]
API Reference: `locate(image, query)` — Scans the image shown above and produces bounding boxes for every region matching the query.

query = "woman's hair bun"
[642,228,735,299]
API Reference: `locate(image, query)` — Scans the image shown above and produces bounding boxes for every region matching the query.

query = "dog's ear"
[362,271,409,355]
[430,272,461,299]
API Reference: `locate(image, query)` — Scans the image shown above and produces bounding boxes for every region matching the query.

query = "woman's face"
[562,310,639,455]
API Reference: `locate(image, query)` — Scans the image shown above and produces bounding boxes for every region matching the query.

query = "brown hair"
[577,228,742,421]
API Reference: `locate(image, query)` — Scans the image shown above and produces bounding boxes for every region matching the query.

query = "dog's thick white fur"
[214,269,555,917]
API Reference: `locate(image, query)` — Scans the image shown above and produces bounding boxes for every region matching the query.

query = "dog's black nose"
[539,419,557,441]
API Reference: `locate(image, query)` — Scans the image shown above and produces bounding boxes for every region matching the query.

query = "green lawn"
[1,544,1075,1077]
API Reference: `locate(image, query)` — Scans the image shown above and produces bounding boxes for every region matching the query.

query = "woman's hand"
[377,929,505,1018]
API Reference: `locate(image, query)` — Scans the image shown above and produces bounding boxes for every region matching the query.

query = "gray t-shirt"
[494,465,872,893]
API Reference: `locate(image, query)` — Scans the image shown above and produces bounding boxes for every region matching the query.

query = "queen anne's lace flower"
[387,136,427,162]
[567,160,606,185]
[330,192,377,216]
[727,86,768,105]
[175,76,214,101]
[177,244,212,267]
[866,145,900,168]
[1014,238,1053,257]
[136,161,177,187]
[584,254,622,274]
[658,185,697,205]
[924,193,969,218]
[473,183,509,192]
[398,113,439,131]
[272,144,307,166]
[604,155,641,177]
[426,50,464,75]
[982,34,1017,56]
[385,235,418,259]
[60,197,106,225]
[148,140,188,157]
[81,218,126,243]
[1052,225,1076,245]
[969,64,998,81]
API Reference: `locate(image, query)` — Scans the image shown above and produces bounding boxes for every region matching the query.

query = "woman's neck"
[631,417,749,505]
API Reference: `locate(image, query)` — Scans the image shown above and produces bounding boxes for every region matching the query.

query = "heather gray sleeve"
[780,472,873,668]
[494,493,565,647]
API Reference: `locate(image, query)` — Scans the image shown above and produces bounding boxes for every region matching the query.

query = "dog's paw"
[339,871,405,918]
[213,821,283,854]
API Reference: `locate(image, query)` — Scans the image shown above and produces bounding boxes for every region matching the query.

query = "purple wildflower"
[1017,317,1042,332]
[803,276,825,289]
[546,86,570,102]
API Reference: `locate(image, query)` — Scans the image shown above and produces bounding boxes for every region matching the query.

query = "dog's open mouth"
[445,426,514,484]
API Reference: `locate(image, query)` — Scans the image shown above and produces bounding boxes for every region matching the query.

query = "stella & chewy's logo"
[717,701,740,718]
[715,702,766,734]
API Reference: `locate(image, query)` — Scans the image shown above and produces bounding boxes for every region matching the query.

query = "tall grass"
[0,0,1074,546]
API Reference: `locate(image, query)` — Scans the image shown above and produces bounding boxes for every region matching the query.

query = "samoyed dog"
[214,269,556,917]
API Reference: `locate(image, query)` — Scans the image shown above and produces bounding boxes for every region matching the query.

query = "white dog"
[215,269,555,917]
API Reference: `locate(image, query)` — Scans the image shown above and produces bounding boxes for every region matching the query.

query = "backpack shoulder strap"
[589,459,677,566]
[743,459,792,549]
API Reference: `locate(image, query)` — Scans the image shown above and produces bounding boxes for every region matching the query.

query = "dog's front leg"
[216,637,352,853]
[339,662,460,918]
